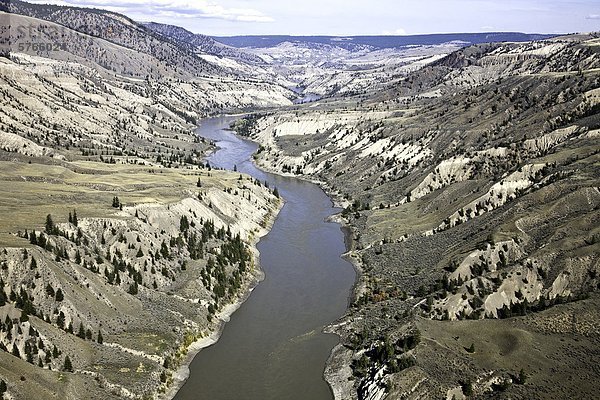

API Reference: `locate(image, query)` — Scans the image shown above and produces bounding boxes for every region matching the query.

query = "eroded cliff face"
[235,34,600,399]
[0,152,281,399]
[0,8,289,398]
[2,2,600,398]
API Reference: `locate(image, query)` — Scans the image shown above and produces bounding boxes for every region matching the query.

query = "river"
[173,116,356,400]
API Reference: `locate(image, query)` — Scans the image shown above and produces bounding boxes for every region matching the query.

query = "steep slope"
[0,3,290,399]
[2,1,598,398]
[4,0,219,78]
[142,21,290,87]
[0,8,294,163]
[0,155,281,399]
[234,34,600,399]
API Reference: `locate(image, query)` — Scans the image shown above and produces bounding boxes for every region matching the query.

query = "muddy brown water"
[173,116,356,400]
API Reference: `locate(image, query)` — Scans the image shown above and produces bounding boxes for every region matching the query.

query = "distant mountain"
[214,33,556,50]
[144,22,264,64]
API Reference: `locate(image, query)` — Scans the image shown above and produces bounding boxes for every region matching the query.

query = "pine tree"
[97,330,103,344]
[0,379,6,394]
[11,343,20,358]
[77,322,85,339]
[273,187,279,198]
[25,342,33,363]
[45,283,55,297]
[55,288,64,302]
[72,210,78,226]
[180,216,189,233]
[56,311,65,329]
[63,355,73,372]
[517,368,527,384]
[128,282,138,295]
[30,256,37,270]
[45,214,55,234]
[29,231,37,245]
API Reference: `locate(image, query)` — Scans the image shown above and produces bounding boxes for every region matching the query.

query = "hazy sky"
[27,0,600,36]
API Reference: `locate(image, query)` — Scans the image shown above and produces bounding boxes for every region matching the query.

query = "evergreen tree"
[72,210,78,226]
[55,288,64,302]
[77,322,85,339]
[128,282,138,295]
[11,343,20,358]
[516,368,527,384]
[37,232,46,248]
[29,231,37,245]
[25,342,33,363]
[273,187,279,198]
[97,330,103,344]
[30,256,37,270]
[180,216,189,233]
[63,355,73,372]
[56,311,65,329]
[45,214,55,234]
[45,283,55,298]
[0,379,6,394]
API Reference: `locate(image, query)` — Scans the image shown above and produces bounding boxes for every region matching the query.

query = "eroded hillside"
[235,34,600,400]
[2,0,599,398]
[0,4,290,399]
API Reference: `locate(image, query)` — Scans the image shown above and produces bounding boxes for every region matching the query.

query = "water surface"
[174,116,355,400]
